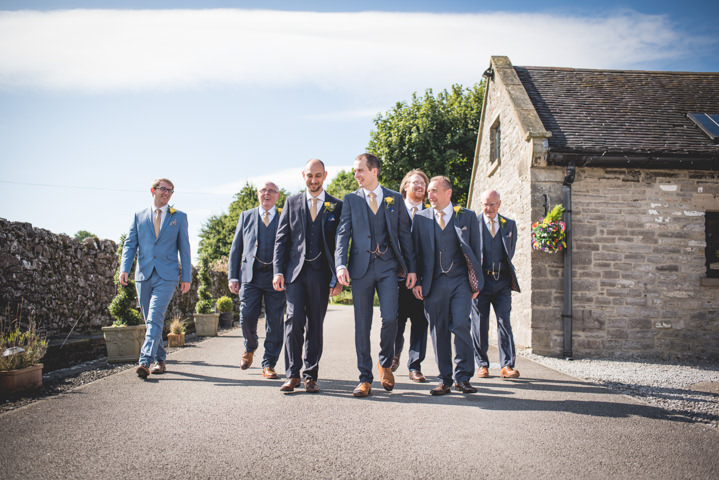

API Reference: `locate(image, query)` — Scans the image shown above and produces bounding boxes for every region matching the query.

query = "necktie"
[262,211,270,227]
[310,197,318,221]
[489,219,496,237]
[368,192,378,214]
[411,206,417,219]
[154,209,161,237]
[437,210,445,230]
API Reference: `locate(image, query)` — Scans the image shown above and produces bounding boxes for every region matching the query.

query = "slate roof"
[514,66,719,167]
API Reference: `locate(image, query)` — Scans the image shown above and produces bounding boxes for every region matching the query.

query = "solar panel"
[688,113,719,143]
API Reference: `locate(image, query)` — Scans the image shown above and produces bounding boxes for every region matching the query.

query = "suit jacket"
[335,187,416,279]
[121,207,192,283]
[228,206,276,284]
[273,192,343,287]
[412,205,483,298]
[478,213,520,292]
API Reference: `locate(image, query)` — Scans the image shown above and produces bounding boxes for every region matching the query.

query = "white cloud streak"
[0,9,704,94]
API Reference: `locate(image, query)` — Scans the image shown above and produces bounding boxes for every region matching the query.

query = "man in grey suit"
[273,159,343,393]
[471,189,521,379]
[411,176,483,395]
[120,177,192,379]
[228,181,285,379]
[335,153,417,397]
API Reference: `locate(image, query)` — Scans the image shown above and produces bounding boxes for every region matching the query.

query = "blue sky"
[1,1,717,263]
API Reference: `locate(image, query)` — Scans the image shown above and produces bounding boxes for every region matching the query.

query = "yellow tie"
[411,206,417,219]
[262,211,270,227]
[368,192,378,214]
[436,210,445,230]
[489,219,496,237]
[310,197,318,221]
[154,208,161,237]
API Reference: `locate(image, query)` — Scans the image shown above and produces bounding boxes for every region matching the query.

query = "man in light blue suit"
[471,189,521,379]
[228,181,285,379]
[335,153,417,397]
[411,176,483,395]
[120,178,192,379]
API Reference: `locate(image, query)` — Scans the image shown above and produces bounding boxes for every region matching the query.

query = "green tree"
[108,234,143,326]
[367,83,484,206]
[326,169,358,200]
[74,230,96,242]
[198,182,289,263]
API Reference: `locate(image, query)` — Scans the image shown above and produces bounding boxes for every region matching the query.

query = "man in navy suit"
[228,181,286,379]
[392,169,430,383]
[273,159,343,393]
[411,176,483,395]
[335,153,416,397]
[471,189,521,379]
[120,178,192,379]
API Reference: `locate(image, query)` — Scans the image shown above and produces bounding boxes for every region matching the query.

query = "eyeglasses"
[259,189,278,194]
[155,186,174,194]
[481,202,499,208]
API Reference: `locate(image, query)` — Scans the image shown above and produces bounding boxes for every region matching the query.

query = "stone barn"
[467,56,719,360]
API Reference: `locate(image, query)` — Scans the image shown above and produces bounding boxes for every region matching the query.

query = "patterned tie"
[262,211,270,227]
[310,197,318,221]
[368,192,378,214]
[436,210,445,230]
[411,206,417,219]
[489,218,496,237]
[153,208,161,237]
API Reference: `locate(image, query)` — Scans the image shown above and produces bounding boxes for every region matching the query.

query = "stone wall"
[0,218,232,339]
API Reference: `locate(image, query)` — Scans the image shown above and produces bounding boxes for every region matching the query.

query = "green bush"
[0,306,48,370]
[216,296,234,312]
[195,299,214,314]
[108,234,143,326]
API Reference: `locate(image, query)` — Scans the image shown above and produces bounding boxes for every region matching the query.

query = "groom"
[120,178,192,379]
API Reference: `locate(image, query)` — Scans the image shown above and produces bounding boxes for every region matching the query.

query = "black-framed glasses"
[155,186,174,194]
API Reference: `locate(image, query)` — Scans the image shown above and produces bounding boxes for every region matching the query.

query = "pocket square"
[461,226,467,230]
[169,219,177,226]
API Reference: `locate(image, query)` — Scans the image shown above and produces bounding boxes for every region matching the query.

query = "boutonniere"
[499,217,506,227]
[324,201,336,212]
[168,206,176,215]
[424,204,430,209]
[453,205,463,218]
[277,207,282,214]
[384,197,394,207]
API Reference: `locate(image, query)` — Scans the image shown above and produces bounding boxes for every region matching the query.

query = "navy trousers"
[239,271,285,368]
[470,275,516,368]
[283,265,330,380]
[394,283,428,372]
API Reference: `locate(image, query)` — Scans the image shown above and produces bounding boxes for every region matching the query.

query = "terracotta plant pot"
[167,332,185,347]
[0,363,43,395]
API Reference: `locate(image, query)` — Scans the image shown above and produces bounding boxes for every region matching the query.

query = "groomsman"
[392,169,430,383]
[228,181,286,379]
[411,176,483,395]
[335,153,417,397]
[471,189,521,379]
[273,159,343,393]
[120,178,192,379]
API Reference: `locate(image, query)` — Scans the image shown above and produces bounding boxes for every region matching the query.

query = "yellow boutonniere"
[168,206,176,215]
[499,217,506,227]
[453,206,461,214]
[324,201,336,212]
[277,207,282,214]
[384,197,394,206]
[424,204,430,209]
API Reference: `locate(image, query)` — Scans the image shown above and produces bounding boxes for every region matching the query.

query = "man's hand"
[337,268,351,286]
[273,275,285,291]
[472,291,479,300]
[180,282,191,294]
[405,272,417,290]
[330,284,343,297]
[229,280,240,295]
[412,285,423,300]
[119,272,129,286]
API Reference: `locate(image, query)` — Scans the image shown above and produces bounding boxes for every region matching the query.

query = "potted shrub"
[103,234,146,362]
[216,295,234,329]
[193,254,219,337]
[167,315,186,347]
[0,304,48,395]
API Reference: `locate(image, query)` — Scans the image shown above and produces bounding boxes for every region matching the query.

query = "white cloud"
[0,9,706,94]
[211,164,352,196]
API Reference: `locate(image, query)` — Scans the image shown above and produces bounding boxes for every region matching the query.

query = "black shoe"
[430,383,451,396]
[453,381,477,393]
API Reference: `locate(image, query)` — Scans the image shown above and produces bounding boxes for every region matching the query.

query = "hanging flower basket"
[531,204,566,253]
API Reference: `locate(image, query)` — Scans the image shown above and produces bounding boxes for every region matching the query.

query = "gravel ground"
[4,339,718,429]
[520,352,719,428]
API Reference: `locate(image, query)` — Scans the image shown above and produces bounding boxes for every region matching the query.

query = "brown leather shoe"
[240,351,253,370]
[391,354,400,372]
[280,377,301,392]
[353,382,372,397]
[262,367,278,379]
[378,362,395,391]
[409,370,427,383]
[136,364,150,379]
[430,383,451,396]
[150,361,166,374]
[453,381,477,393]
[477,366,489,378]
[500,366,520,378]
[305,378,320,393]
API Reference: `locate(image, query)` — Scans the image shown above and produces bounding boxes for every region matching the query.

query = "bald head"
[303,158,328,195]
[480,189,501,219]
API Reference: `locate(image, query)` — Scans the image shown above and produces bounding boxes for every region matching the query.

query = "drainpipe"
[562,162,576,360]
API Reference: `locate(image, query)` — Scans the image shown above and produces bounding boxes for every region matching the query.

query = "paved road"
[1,305,717,479]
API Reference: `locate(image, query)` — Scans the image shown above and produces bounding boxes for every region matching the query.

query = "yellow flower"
[168,206,176,215]
[277,207,282,214]
[499,217,506,226]
[384,197,394,206]
[453,206,461,214]
[324,202,336,212]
